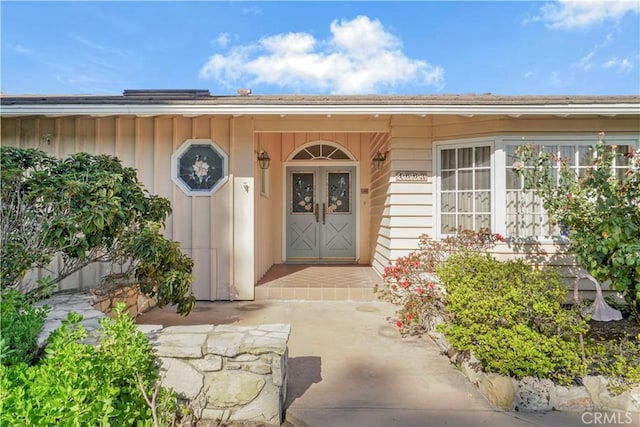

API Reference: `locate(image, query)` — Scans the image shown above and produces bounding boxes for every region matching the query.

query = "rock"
[204,332,244,357]
[204,371,266,408]
[514,377,554,411]
[600,385,640,413]
[427,330,451,354]
[229,379,281,425]
[583,375,605,407]
[584,376,640,412]
[550,385,594,411]
[461,355,483,385]
[478,373,515,411]
[272,352,287,387]
[226,359,272,375]
[189,354,223,372]
[159,357,204,400]
[240,335,288,356]
[154,332,207,358]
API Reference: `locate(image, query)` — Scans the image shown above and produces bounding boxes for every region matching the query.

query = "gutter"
[1,103,639,117]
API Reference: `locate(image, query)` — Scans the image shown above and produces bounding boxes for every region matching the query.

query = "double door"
[286,166,356,261]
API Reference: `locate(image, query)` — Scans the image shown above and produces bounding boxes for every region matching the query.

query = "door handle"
[322,203,326,224]
[315,203,319,223]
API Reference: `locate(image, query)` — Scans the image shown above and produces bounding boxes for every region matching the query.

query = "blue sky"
[1,1,639,96]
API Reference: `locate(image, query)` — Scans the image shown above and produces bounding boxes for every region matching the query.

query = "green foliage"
[1,146,195,314]
[586,334,640,394]
[0,289,49,366]
[437,253,588,384]
[0,305,181,426]
[514,136,640,321]
[375,228,502,336]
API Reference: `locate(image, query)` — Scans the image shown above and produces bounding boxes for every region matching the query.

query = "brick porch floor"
[254,264,381,301]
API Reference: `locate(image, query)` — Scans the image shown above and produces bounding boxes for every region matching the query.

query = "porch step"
[255,285,376,301]
[255,264,381,301]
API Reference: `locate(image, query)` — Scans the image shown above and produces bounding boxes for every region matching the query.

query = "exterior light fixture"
[372,151,387,171]
[257,150,271,170]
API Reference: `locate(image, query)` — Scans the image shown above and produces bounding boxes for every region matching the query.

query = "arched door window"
[291,143,353,161]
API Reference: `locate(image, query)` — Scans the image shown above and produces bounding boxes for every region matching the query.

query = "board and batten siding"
[1,116,243,301]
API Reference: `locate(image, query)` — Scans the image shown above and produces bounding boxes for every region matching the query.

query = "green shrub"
[375,228,502,336]
[0,305,181,426]
[586,334,640,394]
[0,289,49,366]
[437,252,588,384]
[1,146,195,315]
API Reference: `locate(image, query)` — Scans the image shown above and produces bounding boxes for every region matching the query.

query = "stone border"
[35,293,290,426]
[427,319,640,413]
[142,323,290,426]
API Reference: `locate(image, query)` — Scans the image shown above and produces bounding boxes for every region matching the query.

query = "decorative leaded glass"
[292,173,315,213]
[171,139,228,196]
[326,172,350,213]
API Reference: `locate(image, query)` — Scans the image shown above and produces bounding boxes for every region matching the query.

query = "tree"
[514,134,640,322]
[1,147,195,315]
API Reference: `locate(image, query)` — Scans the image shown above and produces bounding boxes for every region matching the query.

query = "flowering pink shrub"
[375,228,503,336]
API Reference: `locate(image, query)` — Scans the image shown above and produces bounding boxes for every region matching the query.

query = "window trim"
[434,137,496,239]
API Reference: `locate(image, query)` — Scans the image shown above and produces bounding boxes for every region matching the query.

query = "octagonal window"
[171,139,228,196]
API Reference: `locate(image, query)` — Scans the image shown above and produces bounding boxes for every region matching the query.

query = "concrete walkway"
[136,300,599,427]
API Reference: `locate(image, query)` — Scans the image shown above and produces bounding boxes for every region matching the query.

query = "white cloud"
[603,57,634,73]
[577,51,596,71]
[70,33,106,51]
[212,33,232,48]
[69,33,129,57]
[523,71,536,79]
[574,32,614,71]
[549,70,571,87]
[241,6,262,15]
[199,16,444,94]
[524,1,640,29]
[8,43,33,55]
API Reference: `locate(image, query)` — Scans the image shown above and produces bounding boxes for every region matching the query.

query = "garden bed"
[427,315,640,413]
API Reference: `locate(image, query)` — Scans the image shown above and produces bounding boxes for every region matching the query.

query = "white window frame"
[434,138,496,239]
[435,134,639,242]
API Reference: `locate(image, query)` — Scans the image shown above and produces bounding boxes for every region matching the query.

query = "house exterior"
[2,90,639,300]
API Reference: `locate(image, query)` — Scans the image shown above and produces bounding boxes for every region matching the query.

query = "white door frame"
[281,159,360,263]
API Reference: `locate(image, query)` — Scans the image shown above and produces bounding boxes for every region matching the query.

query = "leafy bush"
[0,289,49,366]
[514,135,640,321]
[586,334,640,394]
[375,228,502,336]
[0,305,182,426]
[1,146,195,314]
[437,253,588,384]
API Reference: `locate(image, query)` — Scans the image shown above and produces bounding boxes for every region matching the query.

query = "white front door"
[286,166,356,262]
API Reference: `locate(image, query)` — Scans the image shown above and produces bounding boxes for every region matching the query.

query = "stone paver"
[36,292,106,347]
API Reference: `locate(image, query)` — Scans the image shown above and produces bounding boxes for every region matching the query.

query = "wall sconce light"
[257,150,271,170]
[372,151,387,170]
